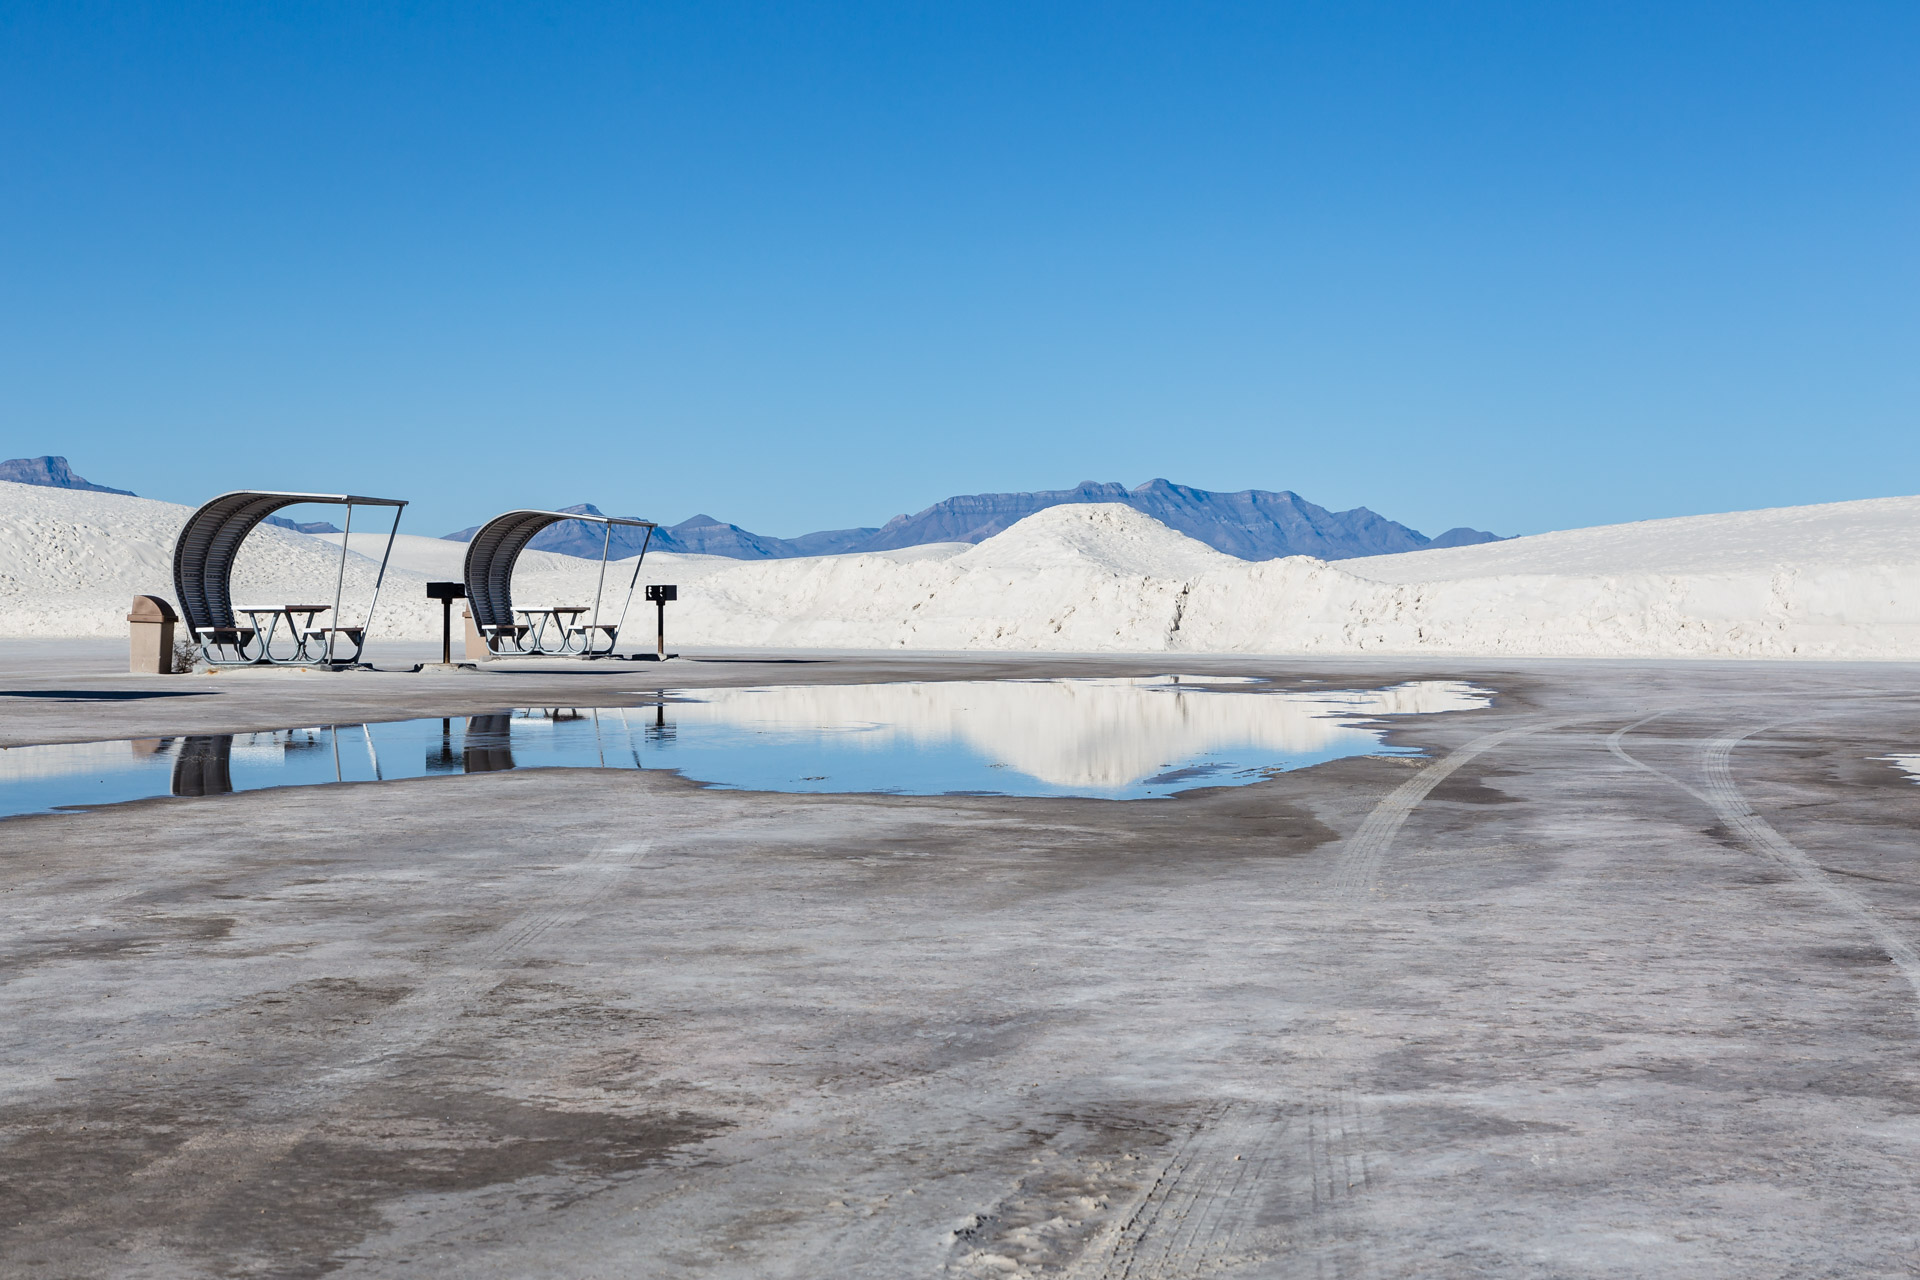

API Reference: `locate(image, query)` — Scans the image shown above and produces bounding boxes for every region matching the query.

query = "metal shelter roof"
[171,491,408,634]
[463,510,657,633]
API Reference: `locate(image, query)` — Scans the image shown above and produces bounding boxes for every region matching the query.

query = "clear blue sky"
[2,2,1914,539]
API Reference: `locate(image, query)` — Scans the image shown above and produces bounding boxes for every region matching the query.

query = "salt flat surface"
[10,660,1920,1274]
[7,479,1920,657]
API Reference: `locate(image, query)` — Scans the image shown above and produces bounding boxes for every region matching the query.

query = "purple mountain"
[442,481,1503,562]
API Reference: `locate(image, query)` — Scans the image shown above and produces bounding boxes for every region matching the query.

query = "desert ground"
[5,644,1920,1278]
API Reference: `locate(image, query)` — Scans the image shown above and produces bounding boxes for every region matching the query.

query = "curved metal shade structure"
[464,510,656,654]
[172,491,407,665]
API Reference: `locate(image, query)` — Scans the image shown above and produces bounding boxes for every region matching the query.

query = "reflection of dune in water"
[0,738,168,782]
[670,678,1490,788]
[1877,755,1920,784]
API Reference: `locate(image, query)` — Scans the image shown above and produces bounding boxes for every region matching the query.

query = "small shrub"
[171,637,200,674]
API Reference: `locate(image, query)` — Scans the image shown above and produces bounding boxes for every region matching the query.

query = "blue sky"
[2,2,1914,540]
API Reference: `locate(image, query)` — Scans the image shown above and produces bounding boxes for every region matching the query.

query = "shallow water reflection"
[1876,753,1920,784]
[0,677,1490,818]
[661,677,1489,791]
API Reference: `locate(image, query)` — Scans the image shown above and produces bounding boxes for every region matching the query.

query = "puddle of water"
[1876,754,1920,782]
[0,677,1490,818]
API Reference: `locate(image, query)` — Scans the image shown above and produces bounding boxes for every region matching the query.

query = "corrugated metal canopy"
[171,490,408,634]
[462,510,657,633]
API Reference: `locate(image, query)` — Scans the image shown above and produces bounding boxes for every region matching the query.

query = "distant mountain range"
[2,457,1501,562]
[441,480,1504,563]
[0,455,345,531]
[262,516,346,534]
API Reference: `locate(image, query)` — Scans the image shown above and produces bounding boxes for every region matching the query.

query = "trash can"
[461,608,492,660]
[128,595,179,674]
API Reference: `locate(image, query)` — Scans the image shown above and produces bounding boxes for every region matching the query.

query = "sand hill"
[4,479,1919,658]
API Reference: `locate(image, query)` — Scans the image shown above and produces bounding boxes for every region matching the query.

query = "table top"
[519,606,588,616]
[237,604,332,613]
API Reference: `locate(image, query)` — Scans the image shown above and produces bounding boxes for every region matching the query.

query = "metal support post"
[426,582,467,667]
[645,584,677,660]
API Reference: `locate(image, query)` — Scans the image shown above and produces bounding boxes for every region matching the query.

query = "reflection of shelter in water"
[171,736,234,796]
[426,718,461,774]
[463,715,515,773]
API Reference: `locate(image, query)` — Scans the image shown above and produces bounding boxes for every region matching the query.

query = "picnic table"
[234,604,332,661]
[515,606,587,653]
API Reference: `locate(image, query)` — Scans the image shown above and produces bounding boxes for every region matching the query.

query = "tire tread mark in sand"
[313,839,649,1083]
[1331,717,1584,903]
[1304,1087,1376,1280]
[1074,1095,1372,1279]
[1075,1101,1283,1278]
[1697,729,1920,1018]
[1616,713,1920,1011]
[1605,711,1713,806]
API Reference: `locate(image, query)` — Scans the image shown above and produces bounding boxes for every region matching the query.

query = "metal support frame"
[171,490,407,668]
[461,510,657,657]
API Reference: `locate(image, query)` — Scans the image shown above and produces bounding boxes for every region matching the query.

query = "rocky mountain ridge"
[2,457,1502,564]
[0,456,135,496]
[441,480,1503,562]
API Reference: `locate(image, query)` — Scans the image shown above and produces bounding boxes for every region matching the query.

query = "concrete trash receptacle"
[128,595,179,674]
[462,608,492,660]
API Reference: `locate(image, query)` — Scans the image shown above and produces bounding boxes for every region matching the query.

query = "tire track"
[1604,710,1712,806]
[1330,716,1584,903]
[1072,1101,1291,1279]
[1696,727,1920,1016]
[1301,1087,1376,1280]
[314,837,650,1084]
[1610,712,1920,1018]
[1069,1090,1377,1280]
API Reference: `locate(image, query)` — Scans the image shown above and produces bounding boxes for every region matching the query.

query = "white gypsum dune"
[6,479,1920,658]
[0,483,438,639]
[1173,496,1920,658]
[0,483,700,642]
[664,498,1920,657]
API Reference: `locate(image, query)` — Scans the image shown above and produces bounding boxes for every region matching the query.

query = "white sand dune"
[0,484,439,639]
[1175,496,1920,658]
[5,479,1920,658]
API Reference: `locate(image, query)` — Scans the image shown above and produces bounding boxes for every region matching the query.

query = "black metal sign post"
[426,581,467,665]
[645,584,678,661]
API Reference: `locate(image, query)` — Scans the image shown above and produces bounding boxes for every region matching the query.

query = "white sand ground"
[5,479,1920,658]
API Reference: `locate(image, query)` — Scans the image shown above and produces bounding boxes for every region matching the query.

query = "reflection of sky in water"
[0,677,1490,818]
